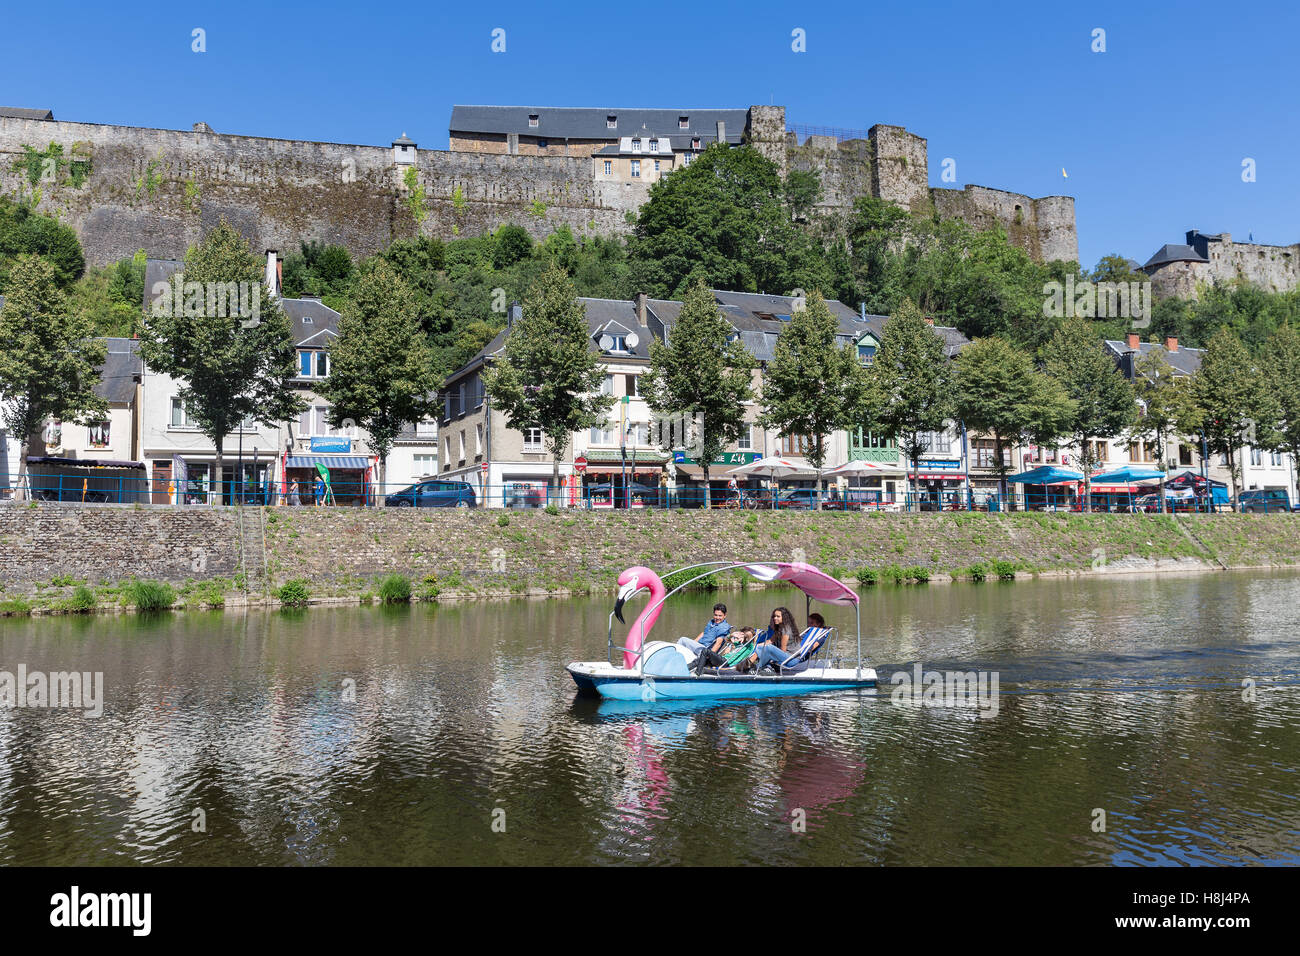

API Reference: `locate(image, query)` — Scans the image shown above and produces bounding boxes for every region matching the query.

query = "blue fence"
[3,474,1296,513]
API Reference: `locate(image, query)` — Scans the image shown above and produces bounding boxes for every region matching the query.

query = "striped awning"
[285,456,370,469]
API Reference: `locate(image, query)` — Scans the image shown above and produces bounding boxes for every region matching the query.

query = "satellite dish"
[598,333,614,351]
[625,332,640,349]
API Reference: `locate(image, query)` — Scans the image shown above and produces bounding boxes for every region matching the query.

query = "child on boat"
[691,626,755,675]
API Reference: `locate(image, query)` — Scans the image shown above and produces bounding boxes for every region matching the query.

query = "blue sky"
[3,0,1296,270]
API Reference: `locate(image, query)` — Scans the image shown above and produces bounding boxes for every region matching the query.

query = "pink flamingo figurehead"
[614,566,667,669]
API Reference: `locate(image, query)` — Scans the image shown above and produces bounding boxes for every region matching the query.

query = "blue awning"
[1090,466,1165,483]
[1007,465,1084,484]
[285,456,370,469]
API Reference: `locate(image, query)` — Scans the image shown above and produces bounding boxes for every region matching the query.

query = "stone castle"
[1140,229,1300,299]
[0,104,1077,269]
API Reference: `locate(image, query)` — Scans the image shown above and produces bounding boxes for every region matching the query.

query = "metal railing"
[0,475,1292,514]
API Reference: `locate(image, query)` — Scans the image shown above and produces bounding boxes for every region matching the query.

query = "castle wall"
[1187,232,1299,294]
[930,185,1077,263]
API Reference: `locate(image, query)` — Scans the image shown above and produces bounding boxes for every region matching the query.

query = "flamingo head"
[614,565,656,624]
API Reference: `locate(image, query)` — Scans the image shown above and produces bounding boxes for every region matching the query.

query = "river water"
[1,571,1297,865]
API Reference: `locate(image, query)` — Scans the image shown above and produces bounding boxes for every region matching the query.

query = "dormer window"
[631,138,642,153]
[528,114,539,128]
[607,115,617,129]
[691,137,700,150]
[679,116,689,129]
[649,139,659,153]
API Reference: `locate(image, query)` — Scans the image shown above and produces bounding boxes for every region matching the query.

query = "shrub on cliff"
[64,585,97,613]
[378,574,412,604]
[278,579,310,606]
[129,580,175,611]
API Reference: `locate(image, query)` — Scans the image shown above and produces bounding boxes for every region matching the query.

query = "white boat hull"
[567,661,878,701]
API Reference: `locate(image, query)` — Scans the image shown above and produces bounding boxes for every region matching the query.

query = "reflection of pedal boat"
[568,561,877,700]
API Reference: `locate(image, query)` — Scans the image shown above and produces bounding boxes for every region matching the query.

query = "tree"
[1259,324,1300,506]
[784,169,823,221]
[318,260,439,501]
[953,336,1074,504]
[1041,318,1136,509]
[138,219,304,503]
[642,281,755,508]
[1192,326,1273,507]
[0,255,107,499]
[867,298,954,508]
[760,290,870,509]
[482,264,614,498]
[627,144,800,298]
[0,197,85,291]
[1128,350,1198,513]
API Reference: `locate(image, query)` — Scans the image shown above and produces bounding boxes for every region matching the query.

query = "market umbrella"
[727,455,816,510]
[1006,465,1084,483]
[1089,465,1165,483]
[825,460,884,476]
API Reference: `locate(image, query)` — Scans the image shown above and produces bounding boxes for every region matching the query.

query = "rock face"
[0,106,1077,267]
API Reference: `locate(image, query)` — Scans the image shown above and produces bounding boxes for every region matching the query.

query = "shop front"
[906,458,967,510]
[283,453,373,505]
[670,450,763,508]
[581,449,669,509]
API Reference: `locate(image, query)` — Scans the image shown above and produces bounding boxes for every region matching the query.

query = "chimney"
[1165,336,1179,352]
[635,292,648,327]
[507,302,522,328]
[265,250,279,298]
[1126,332,1140,350]
[716,121,725,145]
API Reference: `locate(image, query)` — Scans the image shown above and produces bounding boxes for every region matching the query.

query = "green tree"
[1041,318,1136,509]
[138,219,304,503]
[318,259,439,500]
[784,169,823,221]
[482,264,614,498]
[642,280,755,508]
[953,336,1074,503]
[1259,324,1300,505]
[0,197,85,291]
[759,290,870,508]
[1192,326,1274,506]
[627,144,799,298]
[1128,350,1198,512]
[867,298,954,508]
[0,255,107,499]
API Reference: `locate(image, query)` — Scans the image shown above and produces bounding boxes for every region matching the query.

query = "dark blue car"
[385,479,477,508]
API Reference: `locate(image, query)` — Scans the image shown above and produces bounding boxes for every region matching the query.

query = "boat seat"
[778,626,832,671]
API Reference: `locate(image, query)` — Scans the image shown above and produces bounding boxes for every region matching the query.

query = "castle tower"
[746,105,788,178]
[868,124,929,214]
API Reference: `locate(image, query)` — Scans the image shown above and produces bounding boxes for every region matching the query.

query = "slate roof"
[281,296,340,346]
[0,107,53,120]
[1142,244,1209,269]
[1103,339,1205,378]
[449,106,747,143]
[95,338,143,404]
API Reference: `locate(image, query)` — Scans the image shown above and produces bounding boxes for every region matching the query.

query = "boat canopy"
[742,562,860,606]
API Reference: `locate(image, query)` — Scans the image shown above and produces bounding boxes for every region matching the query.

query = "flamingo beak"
[614,579,640,624]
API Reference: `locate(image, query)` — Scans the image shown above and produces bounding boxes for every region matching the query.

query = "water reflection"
[0,571,1297,865]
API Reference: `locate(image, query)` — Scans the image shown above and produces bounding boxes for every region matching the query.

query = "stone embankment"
[2,504,1298,613]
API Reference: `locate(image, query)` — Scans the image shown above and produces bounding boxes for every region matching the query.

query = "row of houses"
[0,255,440,504]
[2,263,1294,509]
[439,290,1296,508]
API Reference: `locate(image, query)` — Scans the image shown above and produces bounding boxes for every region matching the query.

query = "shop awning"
[26,456,146,470]
[286,455,370,469]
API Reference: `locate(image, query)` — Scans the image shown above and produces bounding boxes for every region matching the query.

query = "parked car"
[1239,488,1292,513]
[777,489,836,510]
[385,479,477,508]
[1136,491,1211,513]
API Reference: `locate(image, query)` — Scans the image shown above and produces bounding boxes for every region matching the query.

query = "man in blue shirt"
[677,603,730,656]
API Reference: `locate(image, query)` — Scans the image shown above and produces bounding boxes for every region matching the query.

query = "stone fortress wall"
[0,105,1077,268]
[1145,230,1300,300]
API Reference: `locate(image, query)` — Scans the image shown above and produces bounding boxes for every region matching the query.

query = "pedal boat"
[567,561,877,701]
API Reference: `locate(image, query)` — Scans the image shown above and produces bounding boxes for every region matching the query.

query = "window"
[600,374,614,396]
[603,160,611,175]
[631,138,642,153]
[679,116,689,129]
[298,350,328,378]
[413,454,437,477]
[457,384,466,415]
[857,343,876,364]
[738,424,753,451]
[458,431,466,461]
[537,139,548,149]
[1179,445,1193,466]
[922,431,951,454]
[300,405,353,437]
[416,418,437,438]
[630,160,640,178]
[474,377,484,408]
[851,429,895,450]
[1090,441,1110,463]
[653,160,660,173]
[649,139,659,153]
[169,397,196,428]
[523,427,544,450]
[626,423,649,445]
[624,374,639,397]
[528,114,539,128]
[781,434,812,456]
[299,351,311,376]
[475,424,483,457]
[589,421,618,446]
[1128,440,1154,463]
[607,115,617,129]
[88,420,110,449]
[973,439,1011,469]
[1272,451,1283,466]
[682,153,693,166]
[691,138,700,149]
[1250,446,1262,466]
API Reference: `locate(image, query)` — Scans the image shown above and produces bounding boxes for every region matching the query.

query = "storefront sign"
[310,437,351,453]
[918,458,962,470]
[672,451,761,466]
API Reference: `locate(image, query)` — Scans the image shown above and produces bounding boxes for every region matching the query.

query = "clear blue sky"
[3,0,1296,270]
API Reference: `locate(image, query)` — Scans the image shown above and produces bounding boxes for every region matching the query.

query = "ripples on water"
[0,572,1297,865]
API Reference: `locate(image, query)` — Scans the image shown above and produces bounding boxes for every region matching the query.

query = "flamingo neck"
[623,583,666,668]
